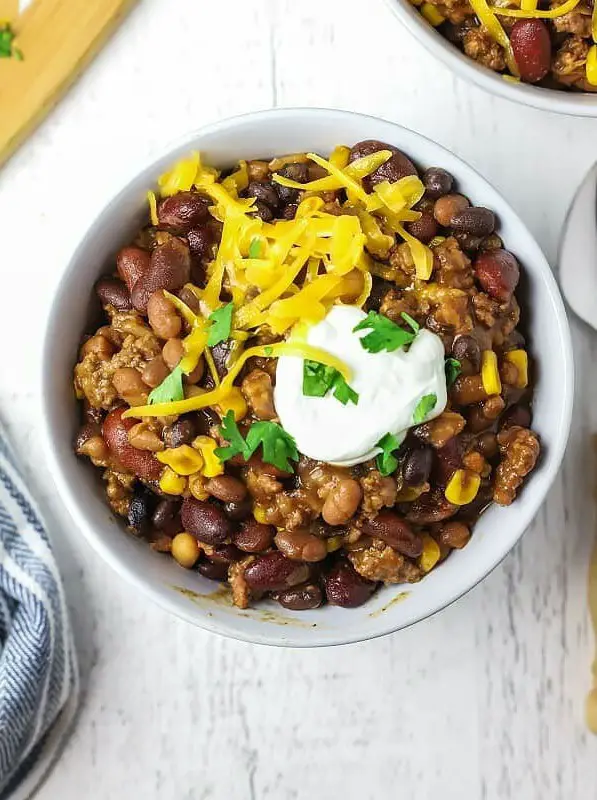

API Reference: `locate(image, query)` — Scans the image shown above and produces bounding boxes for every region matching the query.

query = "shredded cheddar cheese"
[468,0,518,75]
[491,0,581,17]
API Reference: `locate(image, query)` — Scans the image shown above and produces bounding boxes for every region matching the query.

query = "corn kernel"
[418,534,441,573]
[171,533,200,568]
[504,349,528,389]
[587,45,597,86]
[188,473,209,501]
[193,436,224,478]
[327,536,344,553]
[445,469,481,506]
[253,505,268,524]
[216,387,248,421]
[481,350,501,396]
[157,445,204,476]
[159,467,187,496]
[421,2,445,25]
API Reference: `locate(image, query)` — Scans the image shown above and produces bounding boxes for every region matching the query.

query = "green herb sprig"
[215,411,299,473]
[353,311,420,354]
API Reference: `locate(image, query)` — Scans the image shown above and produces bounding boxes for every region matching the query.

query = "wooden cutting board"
[0,0,137,169]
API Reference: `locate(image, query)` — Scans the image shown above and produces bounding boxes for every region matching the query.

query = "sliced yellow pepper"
[420,3,445,26]
[481,350,502,396]
[445,470,481,506]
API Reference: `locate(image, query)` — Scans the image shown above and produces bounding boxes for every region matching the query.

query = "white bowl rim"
[41,107,574,647]
[384,0,597,118]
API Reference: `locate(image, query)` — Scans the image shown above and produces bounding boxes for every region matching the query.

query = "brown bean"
[246,181,280,210]
[147,291,182,339]
[274,530,328,563]
[162,418,196,448]
[141,356,170,388]
[403,447,433,486]
[131,238,191,313]
[361,511,423,558]
[323,559,377,608]
[451,375,487,405]
[152,500,180,530]
[349,140,416,188]
[423,167,454,198]
[233,520,275,552]
[102,408,162,480]
[181,498,232,545]
[162,338,184,370]
[116,246,150,291]
[275,583,323,611]
[81,334,114,361]
[321,479,362,526]
[244,552,310,591]
[450,207,496,237]
[510,19,550,83]
[95,277,132,310]
[433,194,470,227]
[474,249,520,302]
[196,559,229,582]
[405,211,438,244]
[112,367,148,406]
[224,499,253,522]
[438,521,471,549]
[206,475,247,503]
[157,191,210,232]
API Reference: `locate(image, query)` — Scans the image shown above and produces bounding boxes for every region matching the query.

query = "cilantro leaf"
[264,346,273,356]
[445,357,461,387]
[400,312,419,334]
[248,238,262,258]
[0,24,21,60]
[353,311,417,354]
[303,360,359,406]
[376,433,402,477]
[207,303,234,347]
[215,411,251,462]
[147,365,184,405]
[245,421,299,473]
[413,393,437,425]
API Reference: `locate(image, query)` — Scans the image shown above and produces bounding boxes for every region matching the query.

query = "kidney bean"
[209,544,243,564]
[275,583,323,611]
[152,499,180,530]
[187,225,212,262]
[321,479,362,526]
[450,207,496,237]
[128,486,154,533]
[196,559,229,582]
[474,249,520,302]
[438,521,471,549]
[244,551,310,591]
[147,291,182,339]
[433,194,470,227]
[233,520,275,552]
[349,140,417,188]
[452,335,481,372]
[454,231,484,253]
[95,277,132,310]
[162,418,196,448]
[282,203,298,220]
[251,200,274,222]
[323,559,377,608]
[361,511,423,558]
[116,246,150,292]
[131,238,191,313]
[510,19,550,84]
[181,498,232,545]
[102,408,162,481]
[157,191,210,232]
[275,163,308,204]
[206,475,247,504]
[501,404,532,430]
[405,211,438,244]
[405,487,457,524]
[275,530,328,563]
[403,447,433,486]
[224,498,253,522]
[422,167,454,198]
[246,181,279,210]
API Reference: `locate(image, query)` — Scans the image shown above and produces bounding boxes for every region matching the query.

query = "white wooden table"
[1,0,596,797]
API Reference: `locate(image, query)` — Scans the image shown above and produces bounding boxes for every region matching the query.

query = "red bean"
[233,520,275,553]
[244,552,309,591]
[102,408,162,481]
[275,583,323,611]
[361,511,423,557]
[475,249,520,302]
[181,498,232,545]
[205,475,247,504]
[116,246,150,292]
[157,192,210,232]
[405,211,438,244]
[95,277,132,310]
[323,559,377,608]
[196,560,229,582]
[402,447,433,487]
[405,487,457,524]
[510,19,551,84]
[131,238,191,313]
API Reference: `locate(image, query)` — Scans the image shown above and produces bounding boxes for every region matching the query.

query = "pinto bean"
[112,367,148,406]
[433,194,470,227]
[102,408,162,480]
[131,238,191,313]
[323,559,377,608]
[116,246,150,292]
[361,511,423,558]
[205,475,247,503]
[147,291,182,339]
[274,530,328,562]
[438,521,471,549]
[244,552,310,591]
[157,192,210,232]
[141,356,169,388]
[321,479,362,526]
[95,277,132,310]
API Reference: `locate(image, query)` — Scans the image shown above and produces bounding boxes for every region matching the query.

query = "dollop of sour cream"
[274,305,447,467]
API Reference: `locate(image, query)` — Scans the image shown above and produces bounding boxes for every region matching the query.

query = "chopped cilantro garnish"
[215,412,299,473]
[376,433,402,477]
[0,24,21,60]
[147,365,184,405]
[353,311,418,354]
[445,357,461,387]
[303,360,359,406]
[264,346,273,356]
[400,312,420,334]
[207,302,234,347]
[413,393,437,425]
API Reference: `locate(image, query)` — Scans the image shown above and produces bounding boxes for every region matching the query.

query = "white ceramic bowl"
[41,109,573,646]
[384,0,597,117]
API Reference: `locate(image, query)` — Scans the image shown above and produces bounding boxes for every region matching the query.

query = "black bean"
[451,207,496,237]
[281,203,298,220]
[210,340,235,379]
[423,167,454,198]
[275,583,323,611]
[128,486,154,534]
[403,446,433,486]
[163,418,196,448]
[274,163,308,204]
[246,181,279,209]
[224,498,254,522]
[452,335,481,372]
[152,500,180,530]
[252,201,274,222]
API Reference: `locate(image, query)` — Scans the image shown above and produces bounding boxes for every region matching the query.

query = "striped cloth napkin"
[0,426,78,799]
